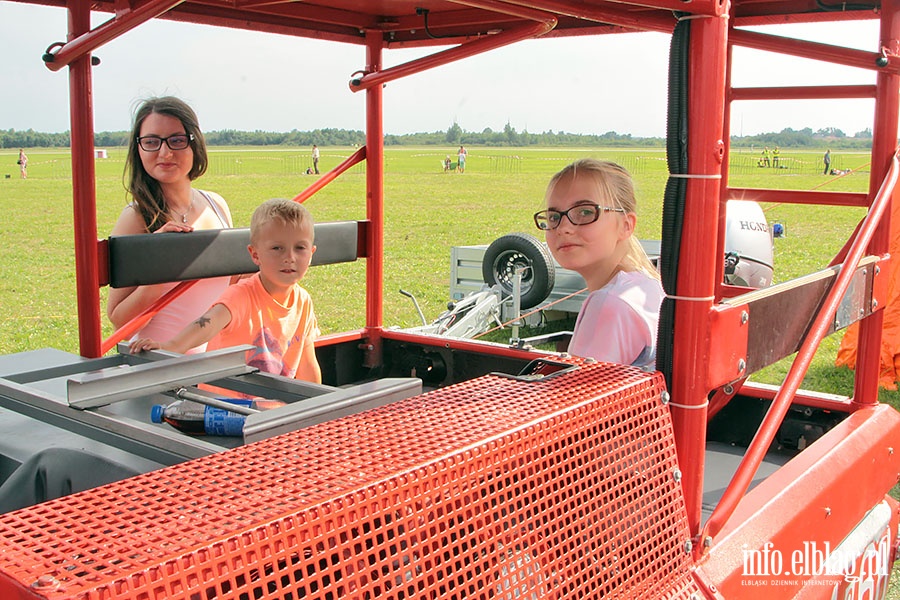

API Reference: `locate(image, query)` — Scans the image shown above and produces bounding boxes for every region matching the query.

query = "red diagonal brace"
[44,0,185,72]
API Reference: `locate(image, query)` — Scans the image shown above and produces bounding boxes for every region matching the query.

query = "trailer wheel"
[482,233,555,310]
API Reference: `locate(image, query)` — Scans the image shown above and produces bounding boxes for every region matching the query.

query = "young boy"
[130,198,322,383]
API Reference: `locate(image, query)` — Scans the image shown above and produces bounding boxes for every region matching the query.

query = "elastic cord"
[667,173,722,179]
[667,399,710,410]
[665,294,716,302]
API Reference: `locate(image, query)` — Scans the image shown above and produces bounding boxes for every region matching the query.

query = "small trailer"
[1,1,899,599]
[451,200,774,324]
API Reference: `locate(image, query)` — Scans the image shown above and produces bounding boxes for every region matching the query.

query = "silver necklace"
[170,194,194,223]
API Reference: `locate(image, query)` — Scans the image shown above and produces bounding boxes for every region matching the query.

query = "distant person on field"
[17,149,27,179]
[535,158,664,368]
[130,199,322,384]
[312,144,320,174]
[823,149,831,175]
[761,146,770,168]
[444,155,452,172]
[107,96,234,353]
[772,146,780,168]
[457,145,467,173]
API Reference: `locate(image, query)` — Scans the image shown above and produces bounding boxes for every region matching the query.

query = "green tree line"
[0,123,874,149]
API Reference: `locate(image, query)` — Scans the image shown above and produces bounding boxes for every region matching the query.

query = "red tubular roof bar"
[351,20,555,92]
[734,10,876,28]
[43,0,185,72]
[527,0,723,16]
[292,145,367,204]
[350,0,557,92]
[731,84,877,100]
[453,0,561,21]
[517,0,704,29]
[730,28,900,73]
[701,147,900,543]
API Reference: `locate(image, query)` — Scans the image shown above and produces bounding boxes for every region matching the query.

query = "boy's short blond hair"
[250,199,314,244]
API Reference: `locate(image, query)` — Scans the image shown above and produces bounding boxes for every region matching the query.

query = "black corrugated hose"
[656,17,690,391]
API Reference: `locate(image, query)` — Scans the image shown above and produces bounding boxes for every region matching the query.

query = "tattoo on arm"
[195,316,211,328]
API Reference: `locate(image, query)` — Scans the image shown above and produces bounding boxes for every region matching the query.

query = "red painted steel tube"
[364,30,385,366]
[452,0,559,21]
[99,280,198,355]
[69,2,102,358]
[382,329,553,361]
[706,385,738,422]
[706,404,900,596]
[718,39,735,299]
[44,0,185,72]
[731,84,876,101]
[350,20,555,92]
[731,28,900,73]
[853,0,900,406]
[670,14,730,538]
[315,329,366,347]
[738,380,855,412]
[521,0,722,17]
[504,0,676,33]
[734,10,877,28]
[292,145,366,204]
[726,187,869,207]
[702,148,900,543]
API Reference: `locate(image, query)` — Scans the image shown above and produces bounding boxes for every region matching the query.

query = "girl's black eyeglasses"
[534,203,625,230]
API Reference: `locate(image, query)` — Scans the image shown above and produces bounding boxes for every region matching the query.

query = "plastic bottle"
[151,398,286,436]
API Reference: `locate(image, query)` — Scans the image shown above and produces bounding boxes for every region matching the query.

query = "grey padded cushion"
[108,221,359,288]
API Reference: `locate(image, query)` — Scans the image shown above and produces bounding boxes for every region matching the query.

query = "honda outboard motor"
[724,200,774,288]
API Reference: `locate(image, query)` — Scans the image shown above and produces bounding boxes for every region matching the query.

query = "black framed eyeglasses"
[534,203,625,230]
[136,133,194,152]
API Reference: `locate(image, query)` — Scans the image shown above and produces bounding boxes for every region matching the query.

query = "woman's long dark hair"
[124,96,208,231]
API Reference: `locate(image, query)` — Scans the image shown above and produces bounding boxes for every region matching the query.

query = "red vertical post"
[853,0,900,405]
[69,1,102,358]
[669,12,729,539]
[716,38,735,289]
[363,29,385,367]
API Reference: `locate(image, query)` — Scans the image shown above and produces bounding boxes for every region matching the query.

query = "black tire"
[482,232,555,310]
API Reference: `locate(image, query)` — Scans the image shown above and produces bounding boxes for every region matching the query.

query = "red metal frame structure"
[3,0,900,598]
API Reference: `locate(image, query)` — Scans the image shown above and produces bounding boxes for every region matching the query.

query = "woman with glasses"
[107,96,234,352]
[535,158,664,368]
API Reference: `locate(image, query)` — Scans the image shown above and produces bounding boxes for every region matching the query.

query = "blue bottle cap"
[150,404,165,423]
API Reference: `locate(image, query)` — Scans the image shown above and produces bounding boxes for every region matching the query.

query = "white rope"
[667,173,722,180]
[665,294,716,302]
[667,399,710,410]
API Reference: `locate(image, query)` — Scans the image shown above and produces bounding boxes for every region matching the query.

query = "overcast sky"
[0,1,883,138]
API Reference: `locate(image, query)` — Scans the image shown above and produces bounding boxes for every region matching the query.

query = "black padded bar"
[108,221,359,289]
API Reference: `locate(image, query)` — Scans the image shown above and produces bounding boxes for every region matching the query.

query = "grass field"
[2,145,899,594]
[0,145,887,398]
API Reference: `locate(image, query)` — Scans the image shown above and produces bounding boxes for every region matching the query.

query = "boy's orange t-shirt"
[206,273,319,380]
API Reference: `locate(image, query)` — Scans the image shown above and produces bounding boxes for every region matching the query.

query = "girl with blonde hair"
[535,158,663,367]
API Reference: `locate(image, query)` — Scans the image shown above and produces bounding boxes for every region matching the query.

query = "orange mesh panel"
[0,360,700,599]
